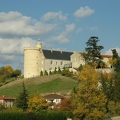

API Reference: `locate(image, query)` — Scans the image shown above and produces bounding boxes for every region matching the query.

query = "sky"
[0,0,120,73]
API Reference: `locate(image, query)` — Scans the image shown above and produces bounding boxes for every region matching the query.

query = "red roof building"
[0,95,15,108]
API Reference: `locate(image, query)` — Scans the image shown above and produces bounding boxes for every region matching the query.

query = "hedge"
[0,111,67,120]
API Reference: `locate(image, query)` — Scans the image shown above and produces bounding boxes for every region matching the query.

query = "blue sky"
[0,0,120,72]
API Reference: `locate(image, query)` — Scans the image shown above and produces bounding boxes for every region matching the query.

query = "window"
[61,61,63,65]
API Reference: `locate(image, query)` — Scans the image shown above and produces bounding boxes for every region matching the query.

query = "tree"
[40,71,43,76]
[111,49,120,72]
[15,81,28,111]
[83,36,104,68]
[28,94,49,112]
[11,69,21,78]
[114,72,120,102]
[5,65,14,74]
[57,67,61,74]
[59,98,71,111]
[44,70,48,76]
[0,67,10,83]
[71,65,107,120]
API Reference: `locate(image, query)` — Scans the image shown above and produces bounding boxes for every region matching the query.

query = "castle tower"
[24,38,42,78]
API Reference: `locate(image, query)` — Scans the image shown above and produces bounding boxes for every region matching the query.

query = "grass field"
[0,74,78,98]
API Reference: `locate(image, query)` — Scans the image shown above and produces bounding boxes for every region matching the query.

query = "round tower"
[24,38,42,78]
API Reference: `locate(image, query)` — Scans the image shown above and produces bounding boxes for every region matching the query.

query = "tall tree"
[83,36,104,68]
[111,49,120,72]
[71,65,107,120]
[15,81,28,111]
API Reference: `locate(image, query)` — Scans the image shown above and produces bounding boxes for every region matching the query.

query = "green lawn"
[0,75,78,98]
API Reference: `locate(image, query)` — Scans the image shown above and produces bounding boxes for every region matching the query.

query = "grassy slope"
[0,75,78,98]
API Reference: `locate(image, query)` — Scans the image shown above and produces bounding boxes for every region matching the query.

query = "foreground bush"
[0,111,67,120]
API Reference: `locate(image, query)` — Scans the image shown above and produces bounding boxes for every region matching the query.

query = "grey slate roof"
[43,49,73,60]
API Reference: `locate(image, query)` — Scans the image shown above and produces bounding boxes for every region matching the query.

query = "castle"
[24,38,112,78]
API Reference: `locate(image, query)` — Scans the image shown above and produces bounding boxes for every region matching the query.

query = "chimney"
[60,49,62,53]
[51,48,53,53]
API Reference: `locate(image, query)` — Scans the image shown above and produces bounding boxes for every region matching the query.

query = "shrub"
[0,111,67,120]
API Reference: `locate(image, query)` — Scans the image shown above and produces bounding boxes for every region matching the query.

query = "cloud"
[76,28,83,33]
[0,55,15,64]
[105,48,120,56]
[0,11,56,38]
[51,23,75,43]
[0,37,37,55]
[74,6,94,18]
[41,11,67,22]
[90,26,99,31]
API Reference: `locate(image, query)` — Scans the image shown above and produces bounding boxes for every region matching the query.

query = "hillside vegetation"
[0,74,78,98]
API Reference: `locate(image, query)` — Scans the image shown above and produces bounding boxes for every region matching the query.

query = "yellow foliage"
[5,65,14,73]
[108,58,116,66]
[71,65,107,119]
[28,94,49,112]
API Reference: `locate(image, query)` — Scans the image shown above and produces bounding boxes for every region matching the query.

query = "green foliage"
[44,70,48,76]
[61,69,72,77]
[77,64,83,71]
[15,81,28,111]
[114,72,120,102]
[111,49,118,59]
[0,111,67,120]
[0,105,4,111]
[49,71,52,75]
[83,36,104,68]
[11,69,21,78]
[40,71,43,76]
[57,67,61,74]
[53,67,57,74]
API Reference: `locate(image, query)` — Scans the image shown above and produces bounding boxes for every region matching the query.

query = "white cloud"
[74,6,94,18]
[90,26,99,31]
[51,23,75,43]
[0,11,56,37]
[0,37,37,55]
[52,32,69,43]
[41,11,67,21]
[76,28,83,33]
[105,48,120,56]
[65,23,75,32]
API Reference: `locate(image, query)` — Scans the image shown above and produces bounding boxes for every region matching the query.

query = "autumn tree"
[59,98,71,111]
[15,81,28,111]
[0,66,11,83]
[5,65,14,74]
[71,65,107,120]
[28,94,49,112]
[83,36,104,68]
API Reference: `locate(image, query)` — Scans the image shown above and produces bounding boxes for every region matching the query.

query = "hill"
[0,74,78,98]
